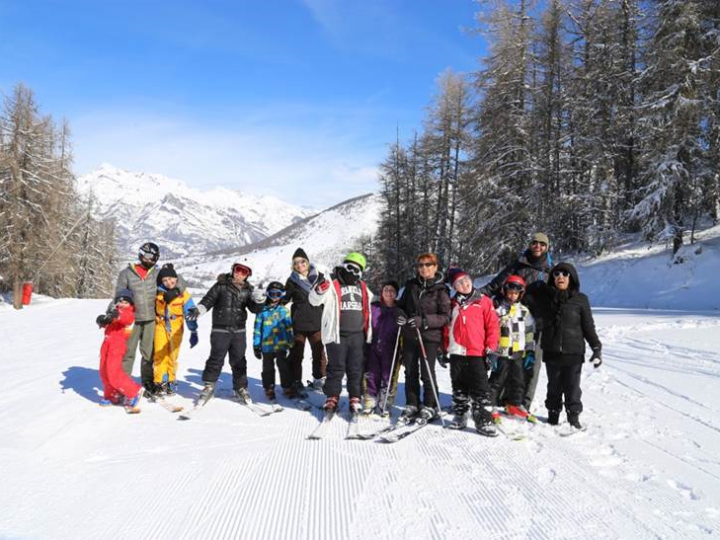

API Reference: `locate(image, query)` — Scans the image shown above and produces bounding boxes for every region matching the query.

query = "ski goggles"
[343,262,363,277]
[232,264,251,276]
[504,282,525,292]
[266,289,285,300]
[139,250,159,262]
[552,269,571,278]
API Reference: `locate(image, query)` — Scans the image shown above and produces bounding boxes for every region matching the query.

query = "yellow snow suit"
[154,289,194,384]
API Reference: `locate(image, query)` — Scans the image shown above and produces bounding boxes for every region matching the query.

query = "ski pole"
[415,326,446,427]
[380,326,402,416]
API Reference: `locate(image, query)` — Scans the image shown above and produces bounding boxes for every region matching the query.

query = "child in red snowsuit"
[96,289,143,409]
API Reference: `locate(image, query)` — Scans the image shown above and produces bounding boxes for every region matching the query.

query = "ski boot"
[506,404,529,420]
[309,377,326,392]
[323,395,339,413]
[234,387,252,405]
[567,412,583,430]
[547,409,560,426]
[399,405,419,425]
[447,412,468,430]
[282,386,298,399]
[473,404,499,437]
[417,406,438,425]
[293,381,309,399]
[124,388,144,413]
[198,382,216,405]
[491,407,502,424]
[349,397,362,414]
[165,381,177,397]
[363,394,377,414]
[265,386,276,401]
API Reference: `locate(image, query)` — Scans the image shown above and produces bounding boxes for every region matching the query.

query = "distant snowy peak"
[76,164,315,258]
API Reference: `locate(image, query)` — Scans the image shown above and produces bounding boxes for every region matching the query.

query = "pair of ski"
[308,409,427,442]
[177,394,285,421]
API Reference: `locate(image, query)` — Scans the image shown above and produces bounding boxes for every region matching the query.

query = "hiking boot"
[400,405,419,424]
[567,412,583,430]
[234,387,252,404]
[198,382,216,405]
[265,387,276,401]
[349,397,362,414]
[547,409,560,426]
[324,395,339,412]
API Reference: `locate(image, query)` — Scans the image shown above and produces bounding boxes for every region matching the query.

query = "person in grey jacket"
[113,242,193,394]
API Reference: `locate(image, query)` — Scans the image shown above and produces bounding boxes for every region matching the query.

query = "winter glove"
[251,288,265,304]
[396,314,407,326]
[590,348,602,368]
[523,351,536,370]
[185,307,200,322]
[109,308,119,321]
[407,316,423,329]
[437,351,448,369]
[315,277,330,294]
[96,314,110,327]
[484,357,492,372]
[253,347,262,360]
[189,332,199,348]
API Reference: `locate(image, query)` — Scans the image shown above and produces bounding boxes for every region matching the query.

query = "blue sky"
[0,0,484,206]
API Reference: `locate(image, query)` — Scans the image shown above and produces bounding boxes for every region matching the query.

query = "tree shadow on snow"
[59,366,104,404]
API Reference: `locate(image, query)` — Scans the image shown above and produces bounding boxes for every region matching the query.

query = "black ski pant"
[289,330,327,383]
[489,356,524,407]
[202,329,248,390]
[450,355,491,416]
[121,319,155,390]
[403,338,439,409]
[324,332,364,399]
[261,350,293,390]
[544,362,583,414]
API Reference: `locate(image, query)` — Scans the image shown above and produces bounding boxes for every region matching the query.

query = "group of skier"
[96,232,603,436]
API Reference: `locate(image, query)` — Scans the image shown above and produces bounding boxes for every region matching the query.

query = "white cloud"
[71,106,382,207]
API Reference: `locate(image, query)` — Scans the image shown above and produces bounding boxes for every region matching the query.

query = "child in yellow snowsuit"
[153,264,199,396]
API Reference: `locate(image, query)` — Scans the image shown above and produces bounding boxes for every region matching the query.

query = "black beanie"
[292,247,309,262]
[157,263,178,285]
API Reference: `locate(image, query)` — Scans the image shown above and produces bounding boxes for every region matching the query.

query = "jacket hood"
[547,262,580,291]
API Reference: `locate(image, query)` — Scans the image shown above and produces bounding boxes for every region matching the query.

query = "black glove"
[253,347,262,360]
[96,314,110,327]
[109,308,119,321]
[590,348,602,368]
[185,307,200,322]
[189,332,199,348]
[437,351,448,369]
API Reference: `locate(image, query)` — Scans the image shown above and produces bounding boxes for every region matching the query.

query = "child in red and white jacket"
[443,269,500,436]
[96,289,144,412]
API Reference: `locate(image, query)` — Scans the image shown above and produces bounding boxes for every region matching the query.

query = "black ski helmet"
[138,242,160,264]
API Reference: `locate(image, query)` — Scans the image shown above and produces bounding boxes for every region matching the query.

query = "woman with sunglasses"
[530,262,602,430]
[284,248,327,397]
[309,252,373,414]
[396,253,452,424]
[194,261,265,405]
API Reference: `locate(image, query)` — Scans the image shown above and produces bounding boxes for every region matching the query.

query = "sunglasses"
[553,270,570,278]
[266,289,284,299]
[293,259,308,266]
[504,282,525,292]
[416,262,436,268]
[343,262,362,276]
[530,241,547,247]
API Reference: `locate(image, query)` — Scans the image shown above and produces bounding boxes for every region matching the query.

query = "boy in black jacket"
[195,261,264,404]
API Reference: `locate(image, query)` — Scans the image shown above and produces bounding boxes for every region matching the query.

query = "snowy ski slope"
[1,297,720,539]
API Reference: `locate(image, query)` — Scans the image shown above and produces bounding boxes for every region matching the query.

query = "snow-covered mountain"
[178,193,383,288]
[76,164,315,258]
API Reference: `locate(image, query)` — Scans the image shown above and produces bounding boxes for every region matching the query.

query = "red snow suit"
[99,304,141,401]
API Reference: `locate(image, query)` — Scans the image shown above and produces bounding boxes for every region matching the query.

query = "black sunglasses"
[553,269,570,278]
[416,262,435,268]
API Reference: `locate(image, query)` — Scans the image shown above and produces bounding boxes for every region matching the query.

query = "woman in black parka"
[530,262,602,429]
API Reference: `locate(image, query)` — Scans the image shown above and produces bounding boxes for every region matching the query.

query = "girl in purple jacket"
[363,281,400,414]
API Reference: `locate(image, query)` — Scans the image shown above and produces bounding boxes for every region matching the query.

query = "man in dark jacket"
[396,253,452,423]
[195,261,264,404]
[284,248,327,396]
[531,262,602,429]
[480,232,552,410]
